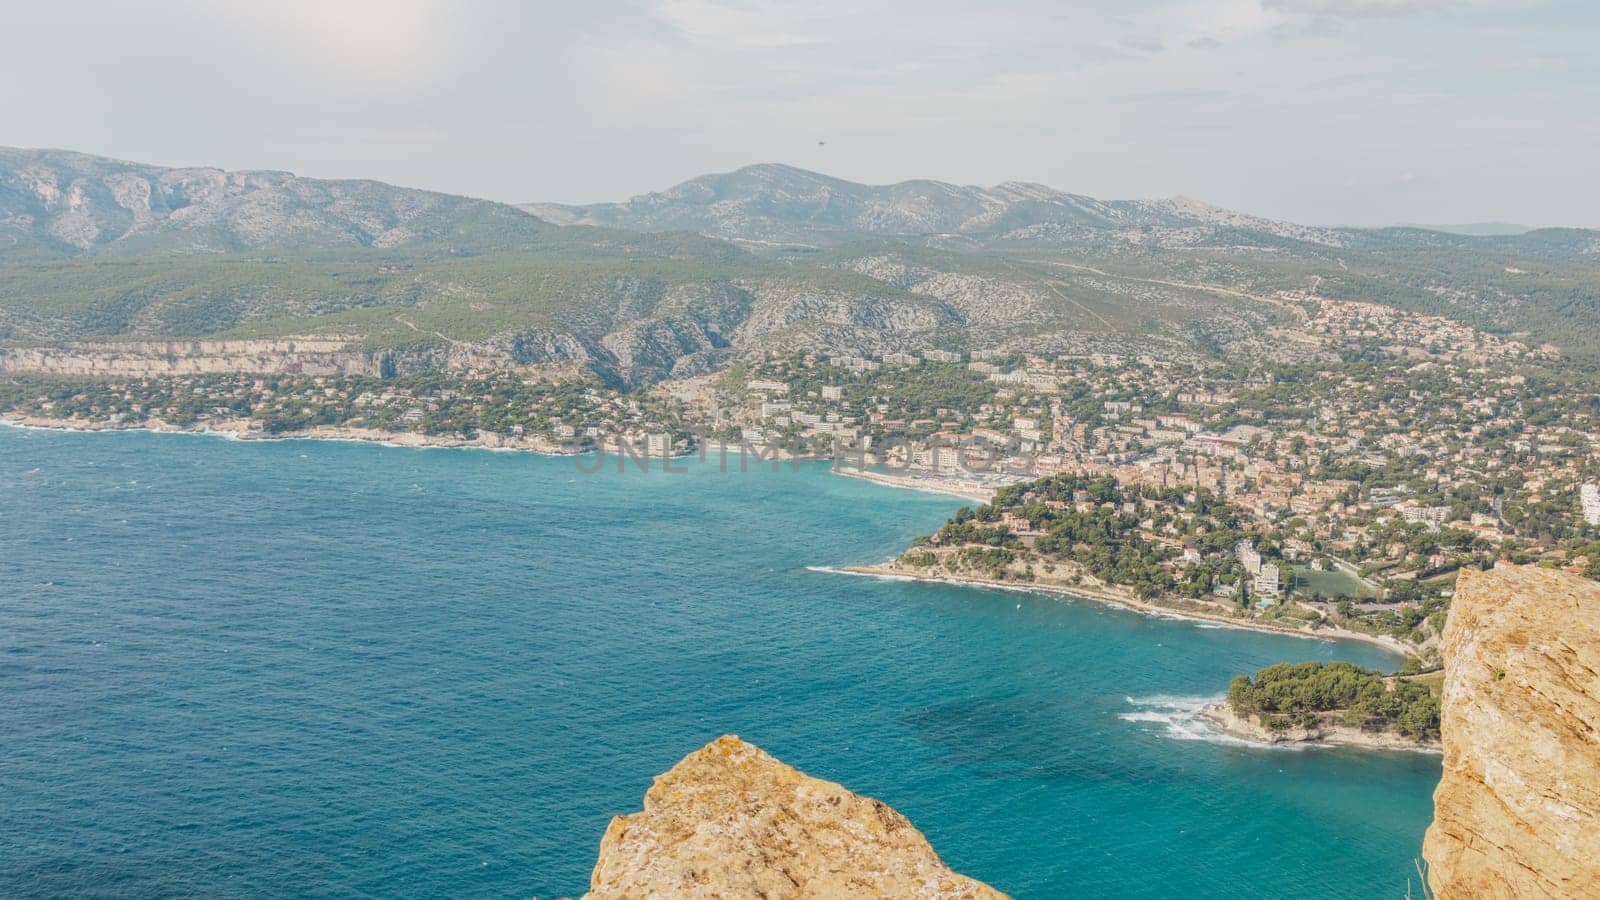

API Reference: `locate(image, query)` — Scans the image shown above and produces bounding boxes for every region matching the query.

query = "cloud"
[1263,0,1461,17]
[646,0,841,49]
[197,0,467,85]
[1119,34,1168,53]
[1,0,1593,225]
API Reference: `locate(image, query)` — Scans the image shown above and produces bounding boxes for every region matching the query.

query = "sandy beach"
[839,561,1421,660]
[827,466,1008,503]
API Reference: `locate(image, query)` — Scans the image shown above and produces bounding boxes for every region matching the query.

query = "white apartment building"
[1399,505,1451,527]
[1237,540,1263,576]
[1253,565,1283,600]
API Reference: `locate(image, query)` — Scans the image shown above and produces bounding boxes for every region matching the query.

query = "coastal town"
[5,297,1599,664]
[706,300,1598,654]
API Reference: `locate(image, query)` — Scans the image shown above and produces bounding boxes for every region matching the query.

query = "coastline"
[826,466,1003,503]
[1,415,1022,501]
[0,414,577,456]
[10,410,1434,760]
[1199,701,1441,754]
[839,561,1420,659]
[0,411,1419,661]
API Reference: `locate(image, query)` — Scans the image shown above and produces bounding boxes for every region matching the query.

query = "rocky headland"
[1200,698,1439,753]
[583,735,1005,899]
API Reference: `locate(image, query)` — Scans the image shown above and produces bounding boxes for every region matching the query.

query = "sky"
[2,0,1597,227]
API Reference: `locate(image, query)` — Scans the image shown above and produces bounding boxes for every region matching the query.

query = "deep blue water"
[0,426,1440,898]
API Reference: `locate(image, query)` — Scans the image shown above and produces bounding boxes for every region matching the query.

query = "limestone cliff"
[1423,565,1600,898]
[0,339,384,377]
[584,735,1005,899]
[0,338,593,381]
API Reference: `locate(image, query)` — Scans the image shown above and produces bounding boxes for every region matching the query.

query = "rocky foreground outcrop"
[584,735,1005,899]
[1423,565,1600,898]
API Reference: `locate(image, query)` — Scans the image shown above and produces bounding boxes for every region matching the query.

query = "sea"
[0,426,1441,898]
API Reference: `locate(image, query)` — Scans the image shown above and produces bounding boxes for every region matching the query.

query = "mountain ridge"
[519,162,1344,246]
[3,148,1600,382]
[523,162,1600,261]
[0,146,550,260]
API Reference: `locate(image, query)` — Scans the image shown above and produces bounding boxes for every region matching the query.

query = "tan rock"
[584,735,1006,899]
[1423,565,1600,899]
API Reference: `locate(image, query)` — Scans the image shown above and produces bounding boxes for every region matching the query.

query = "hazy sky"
[3,0,1597,226]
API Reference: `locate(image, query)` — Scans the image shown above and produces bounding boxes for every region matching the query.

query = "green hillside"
[4,150,1598,382]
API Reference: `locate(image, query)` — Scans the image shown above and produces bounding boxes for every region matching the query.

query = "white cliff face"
[0,336,608,380]
[1423,565,1600,899]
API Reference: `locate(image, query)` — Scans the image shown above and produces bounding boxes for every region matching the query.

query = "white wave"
[194,428,247,442]
[1118,694,1310,750]
[1190,619,1287,636]
[805,565,917,582]
[810,567,1064,594]
[1125,694,1219,710]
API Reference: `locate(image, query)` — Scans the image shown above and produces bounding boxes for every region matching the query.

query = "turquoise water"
[0,427,1440,898]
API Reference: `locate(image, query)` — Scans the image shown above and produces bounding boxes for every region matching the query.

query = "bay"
[0,427,1439,898]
